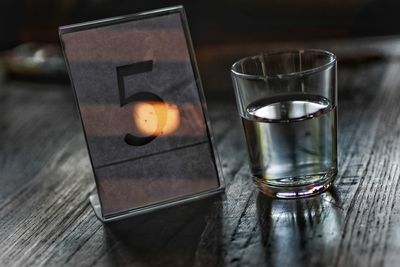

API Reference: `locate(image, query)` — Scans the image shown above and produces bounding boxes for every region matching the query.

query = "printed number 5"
[116,60,167,146]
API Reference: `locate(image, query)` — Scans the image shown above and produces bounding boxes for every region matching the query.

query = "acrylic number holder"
[59,6,224,222]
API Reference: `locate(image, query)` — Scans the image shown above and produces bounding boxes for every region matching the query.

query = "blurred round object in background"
[3,43,67,78]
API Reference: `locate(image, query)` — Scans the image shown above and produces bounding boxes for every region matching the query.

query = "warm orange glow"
[81,103,204,137]
[132,102,180,136]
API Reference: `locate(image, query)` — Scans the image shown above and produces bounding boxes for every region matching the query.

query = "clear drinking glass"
[231,49,337,198]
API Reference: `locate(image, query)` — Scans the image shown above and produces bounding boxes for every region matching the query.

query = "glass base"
[254,169,337,199]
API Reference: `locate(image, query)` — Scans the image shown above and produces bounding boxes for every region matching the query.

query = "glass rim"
[230,49,337,80]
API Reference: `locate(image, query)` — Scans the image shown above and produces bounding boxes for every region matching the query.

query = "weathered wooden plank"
[332,62,400,267]
[2,37,400,267]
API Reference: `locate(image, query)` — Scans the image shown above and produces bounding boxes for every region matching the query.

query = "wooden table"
[2,37,400,266]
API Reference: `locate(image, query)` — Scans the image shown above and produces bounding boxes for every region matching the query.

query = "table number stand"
[59,6,224,223]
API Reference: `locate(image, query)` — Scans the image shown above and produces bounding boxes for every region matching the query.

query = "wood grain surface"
[1,37,400,266]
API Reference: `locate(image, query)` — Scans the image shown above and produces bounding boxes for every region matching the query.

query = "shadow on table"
[257,187,343,267]
[102,194,223,266]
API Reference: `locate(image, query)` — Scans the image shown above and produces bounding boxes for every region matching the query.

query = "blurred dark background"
[0,0,399,50]
[0,0,399,99]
